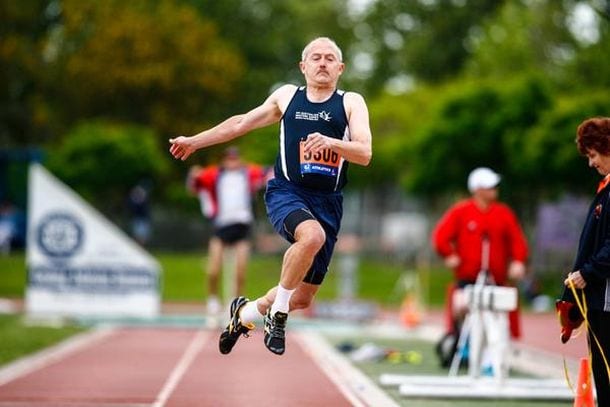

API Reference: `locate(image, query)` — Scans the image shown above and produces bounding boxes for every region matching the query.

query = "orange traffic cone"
[399,295,421,328]
[574,357,595,407]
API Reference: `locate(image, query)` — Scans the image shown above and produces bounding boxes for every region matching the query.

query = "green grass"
[2,251,426,305]
[2,251,426,303]
[329,336,568,407]
[0,252,26,298]
[156,251,450,307]
[0,250,546,308]
[0,314,85,366]
[0,250,563,310]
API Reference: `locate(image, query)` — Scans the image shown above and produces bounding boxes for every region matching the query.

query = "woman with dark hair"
[558,117,610,405]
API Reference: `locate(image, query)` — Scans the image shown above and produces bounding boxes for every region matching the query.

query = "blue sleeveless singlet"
[274,87,350,192]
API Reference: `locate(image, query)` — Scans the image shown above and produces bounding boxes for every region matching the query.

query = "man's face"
[586,148,610,176]
[474,187,498,203]
[299,40,344,87]
[222,154,241,170]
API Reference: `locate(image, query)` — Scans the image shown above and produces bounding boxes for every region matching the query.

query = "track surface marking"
[152,330,206,407]
[0,328,354,406]
[0,328,199,406]
[164,329,352,406]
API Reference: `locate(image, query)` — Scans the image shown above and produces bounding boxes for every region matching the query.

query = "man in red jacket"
[432,167,529,343]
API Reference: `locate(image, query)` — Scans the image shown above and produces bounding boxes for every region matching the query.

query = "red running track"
[0,310,591,406]
[0,328,352,407]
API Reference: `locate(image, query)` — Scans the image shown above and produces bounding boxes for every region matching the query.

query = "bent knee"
[303,232,326,252]
[296,222,326,251]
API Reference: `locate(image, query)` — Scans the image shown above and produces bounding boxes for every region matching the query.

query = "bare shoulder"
[275,83,299,95]
[343,91,367,105]
[343,91,368,112]
[269,84,298,101]
[343,91,369,118]
[268,84,299,113]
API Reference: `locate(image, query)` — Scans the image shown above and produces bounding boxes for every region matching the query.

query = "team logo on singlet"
[299,141,340,177]
[295,110,332,122]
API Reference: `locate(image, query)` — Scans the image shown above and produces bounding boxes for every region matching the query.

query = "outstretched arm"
[169,85,296,161]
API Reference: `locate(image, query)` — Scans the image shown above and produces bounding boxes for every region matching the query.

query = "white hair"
[301,37,343,62]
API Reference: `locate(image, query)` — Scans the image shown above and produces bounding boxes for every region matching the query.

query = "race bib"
[299,141,340,177]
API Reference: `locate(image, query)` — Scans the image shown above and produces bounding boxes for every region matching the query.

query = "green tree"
[464,1,577,82]
[523,92,610,197]
[356,87,441,189]
[46,0,245,140]
[185,0,358,111]
[0,0,55,145]
[360,0,504,93]
[47,120,169,211]
[403,76,552,200]
[564,0,610,89]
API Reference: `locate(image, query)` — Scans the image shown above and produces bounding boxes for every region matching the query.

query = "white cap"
[467,167,501,192]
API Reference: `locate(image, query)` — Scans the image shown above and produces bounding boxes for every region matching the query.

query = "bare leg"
[281,219,325,288]
[257,281,320,315]
[207,237,224,299]
[233,239,251,296]
[256,219,325,314]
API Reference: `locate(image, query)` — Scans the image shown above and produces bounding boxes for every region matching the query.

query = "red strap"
[597,175,610,193]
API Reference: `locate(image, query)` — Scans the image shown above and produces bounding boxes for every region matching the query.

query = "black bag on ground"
[435,331,459,368]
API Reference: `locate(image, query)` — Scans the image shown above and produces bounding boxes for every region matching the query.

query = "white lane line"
[0,326,115,387]
[152,329,208,407]
[296,331,400,407]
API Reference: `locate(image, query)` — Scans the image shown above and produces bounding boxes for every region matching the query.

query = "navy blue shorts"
[265,177,343,285]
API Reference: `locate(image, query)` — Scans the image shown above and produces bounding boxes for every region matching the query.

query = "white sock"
[270,284,295,315]
[239,300,264,324]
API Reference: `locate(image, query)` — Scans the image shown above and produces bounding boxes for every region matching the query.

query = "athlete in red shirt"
[187,147,268,315]
[432,167,529,339]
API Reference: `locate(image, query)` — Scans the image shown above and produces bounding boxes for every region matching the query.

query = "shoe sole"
[264,339,285,355]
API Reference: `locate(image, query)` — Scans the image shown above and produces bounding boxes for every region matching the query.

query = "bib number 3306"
[299,141,340,177]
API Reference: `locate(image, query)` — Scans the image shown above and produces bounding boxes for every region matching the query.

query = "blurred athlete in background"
[187,146,267,315]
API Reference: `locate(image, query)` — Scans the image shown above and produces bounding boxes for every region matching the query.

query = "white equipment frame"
[379,238,576,401]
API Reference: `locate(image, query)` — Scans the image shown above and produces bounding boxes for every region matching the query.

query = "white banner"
[25,164,161,317]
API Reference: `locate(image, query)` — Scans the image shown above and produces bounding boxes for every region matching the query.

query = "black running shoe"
[218,296,254,355]
[264,309,288,355]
